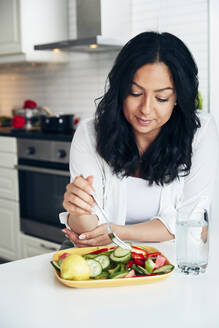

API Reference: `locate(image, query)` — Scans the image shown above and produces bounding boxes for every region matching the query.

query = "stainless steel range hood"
[34,0,131,53]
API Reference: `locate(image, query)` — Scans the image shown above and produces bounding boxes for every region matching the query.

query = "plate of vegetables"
[51,244,174,288]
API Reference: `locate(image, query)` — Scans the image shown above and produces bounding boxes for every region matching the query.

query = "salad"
[51,244,174,280]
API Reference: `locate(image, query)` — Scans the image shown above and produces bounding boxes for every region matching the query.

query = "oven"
[16,138,71,244]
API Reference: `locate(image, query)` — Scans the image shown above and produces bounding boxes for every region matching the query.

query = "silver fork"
[91,192,132,251]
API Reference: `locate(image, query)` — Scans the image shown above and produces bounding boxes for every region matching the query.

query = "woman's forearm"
[68,213,98,234]
[117,219,174,242]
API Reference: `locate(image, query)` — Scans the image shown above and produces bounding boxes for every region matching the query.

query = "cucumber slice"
[94,255,110,270]
[50,260,60,271]
[135,265,150,275]
[153,264,174,274]
[86,259,102,278]
[113,245,131,257]
[110,252,132,263]
[110,271,129,279]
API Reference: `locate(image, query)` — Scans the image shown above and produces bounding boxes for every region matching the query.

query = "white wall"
[209,0,219,127]
[0,0,209,120]
[132,0,209,110]
[209,0,219,224]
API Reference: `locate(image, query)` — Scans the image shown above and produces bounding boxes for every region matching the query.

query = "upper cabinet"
[0,0,69,64]
[0,0,21,55]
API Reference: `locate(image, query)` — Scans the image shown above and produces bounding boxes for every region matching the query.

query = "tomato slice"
[155,255,166,268]
[124,269,136,278]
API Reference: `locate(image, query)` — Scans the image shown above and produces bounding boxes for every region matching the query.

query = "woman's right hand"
[63,175,95,216]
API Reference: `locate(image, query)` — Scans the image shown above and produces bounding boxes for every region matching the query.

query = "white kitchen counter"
[0,228,219,328]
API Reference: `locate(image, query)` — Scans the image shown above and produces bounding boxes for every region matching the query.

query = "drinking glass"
[176,205,209,275]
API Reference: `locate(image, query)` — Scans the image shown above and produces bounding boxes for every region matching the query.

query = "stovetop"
[0,127,74,142]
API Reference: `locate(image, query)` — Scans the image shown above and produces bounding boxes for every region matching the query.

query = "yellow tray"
[52,245,174,288]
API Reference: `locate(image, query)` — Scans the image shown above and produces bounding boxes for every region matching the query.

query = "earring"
[174,102,177,106]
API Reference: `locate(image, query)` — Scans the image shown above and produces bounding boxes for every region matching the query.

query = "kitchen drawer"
[20,234,60,259]
[0,167,19,201]
[0,136,17,153]
[0,152,17,168]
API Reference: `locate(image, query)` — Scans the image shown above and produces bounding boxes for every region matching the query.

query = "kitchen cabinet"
[20,233,60,258]
[0,199,20,261]
[0,0,21,55]
[0,136,20,260]
[0,133,64,260]
[0,167,19,201]
[0,0,69,64]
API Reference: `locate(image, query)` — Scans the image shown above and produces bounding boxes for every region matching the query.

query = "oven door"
[17,162,70,244]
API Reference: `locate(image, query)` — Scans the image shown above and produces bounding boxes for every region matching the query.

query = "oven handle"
[39,243,59,252]
[15,164,70,177]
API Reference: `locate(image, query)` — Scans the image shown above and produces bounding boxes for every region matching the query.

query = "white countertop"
[1,227,219,328]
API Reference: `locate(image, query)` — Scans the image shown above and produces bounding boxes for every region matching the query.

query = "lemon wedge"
[60,254,90,281]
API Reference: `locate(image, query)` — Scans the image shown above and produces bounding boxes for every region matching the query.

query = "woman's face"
[123,62,177,150]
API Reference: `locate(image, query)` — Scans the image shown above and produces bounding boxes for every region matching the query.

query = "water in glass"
[176,208,209,275]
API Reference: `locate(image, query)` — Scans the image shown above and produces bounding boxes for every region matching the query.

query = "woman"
[60,31,218,248]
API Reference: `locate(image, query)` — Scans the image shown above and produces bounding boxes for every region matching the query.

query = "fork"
[90,192,132,251]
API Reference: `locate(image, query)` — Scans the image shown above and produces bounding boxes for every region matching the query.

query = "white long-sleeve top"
[60,110,219,235]
[125,176,162,224]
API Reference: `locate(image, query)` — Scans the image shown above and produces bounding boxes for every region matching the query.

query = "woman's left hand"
[63,223,120,247]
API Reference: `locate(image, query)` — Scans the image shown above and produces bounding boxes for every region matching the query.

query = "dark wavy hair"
[94,31,201,185]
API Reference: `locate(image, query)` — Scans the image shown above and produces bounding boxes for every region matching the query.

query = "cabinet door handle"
[40,243,58,251]
[15,164,70,177]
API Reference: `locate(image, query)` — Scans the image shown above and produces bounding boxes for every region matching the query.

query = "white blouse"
[126,177,161,224]
[59,110,219,235]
